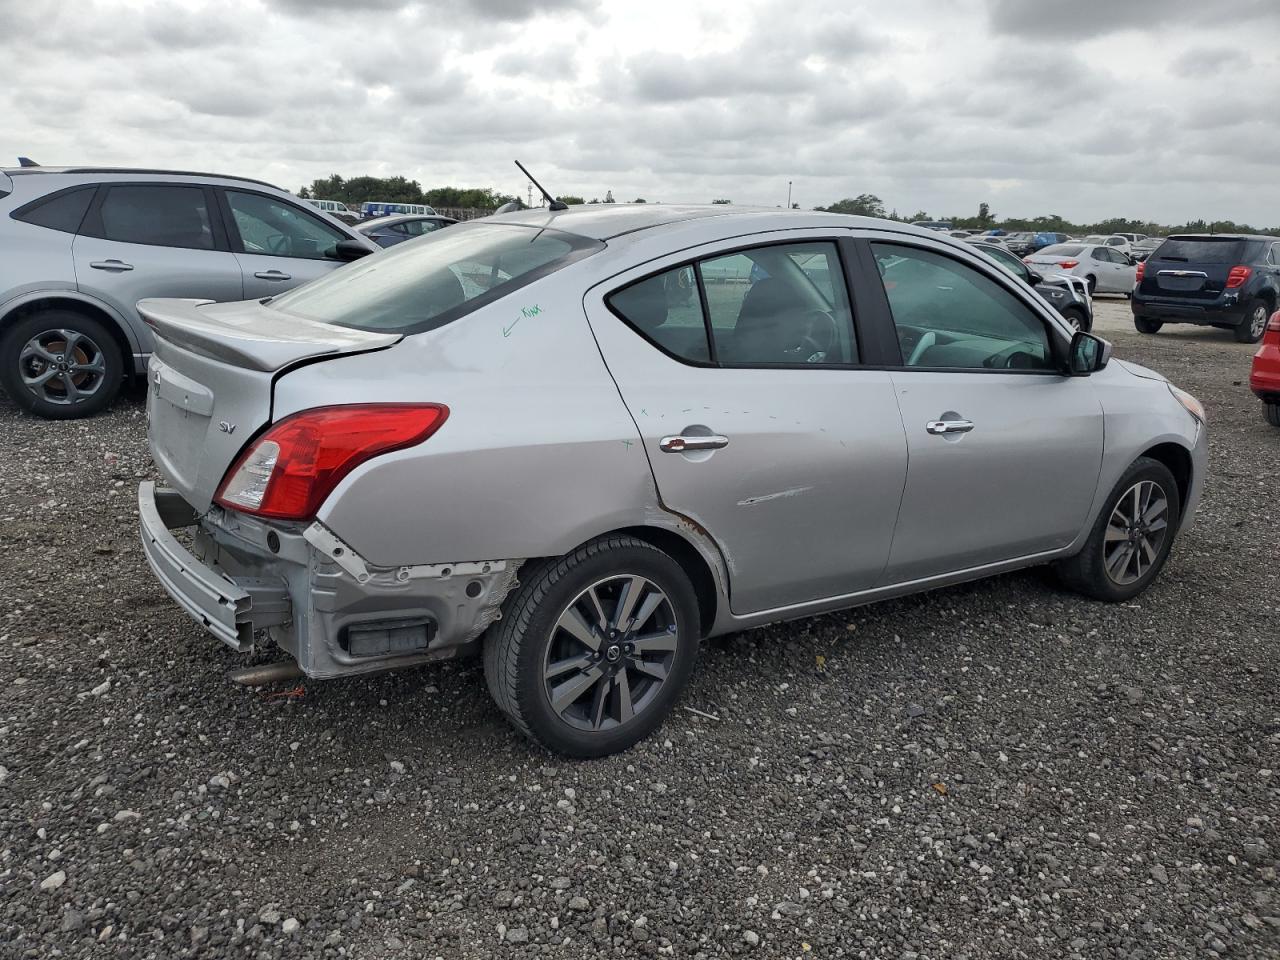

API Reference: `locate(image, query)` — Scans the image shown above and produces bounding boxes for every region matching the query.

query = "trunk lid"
[1138,237,1247,300]
[140,297,400,511]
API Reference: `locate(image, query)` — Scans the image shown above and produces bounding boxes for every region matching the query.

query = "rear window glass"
[1154,239,1244,263]
[1038,244,1084,256]
[13,186,95,234]
[270,223,601,333]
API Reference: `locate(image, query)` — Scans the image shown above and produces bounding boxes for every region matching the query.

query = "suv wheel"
[1085,275,1097,295]
[484,535,701,757]
[1265,402,1280,428]
[1235,299,1269,344]
[1134,317,1163,334]
[1055,456,1181,602]
[0,311,124,419]
[1061,306,1088,332]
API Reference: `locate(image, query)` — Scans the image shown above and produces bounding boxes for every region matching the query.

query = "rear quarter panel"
[271,264,665,568]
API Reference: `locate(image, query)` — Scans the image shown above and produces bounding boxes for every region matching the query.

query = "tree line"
[296,175,647,210]
[812,194,1279,237]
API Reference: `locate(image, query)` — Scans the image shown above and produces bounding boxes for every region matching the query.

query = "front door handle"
[926,419,974,435]
[89,259,133,272]
[659,434,730,453]
[254,270,292,281]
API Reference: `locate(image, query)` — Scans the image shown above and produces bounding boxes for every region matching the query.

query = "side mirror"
[1068,331,1111,376]
[333,239,373,261]
[1027,270,1044,285]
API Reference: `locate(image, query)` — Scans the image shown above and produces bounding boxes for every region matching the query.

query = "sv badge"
[218,421,236,435]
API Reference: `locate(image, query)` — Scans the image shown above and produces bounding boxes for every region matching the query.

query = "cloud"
[986,0,1280,39]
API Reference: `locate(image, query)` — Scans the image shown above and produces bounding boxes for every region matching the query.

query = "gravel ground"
[1,299,1277,959]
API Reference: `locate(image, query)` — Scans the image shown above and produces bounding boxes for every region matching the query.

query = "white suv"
[0,164,375,418]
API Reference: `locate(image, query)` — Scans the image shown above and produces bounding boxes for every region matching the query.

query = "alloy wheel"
[1250,305,1267,340]
[18,329,108,406]
[1103,480,1170,585]
[542,574,678,732]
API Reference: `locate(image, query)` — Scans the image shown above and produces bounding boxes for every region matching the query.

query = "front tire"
[0,310,124,419]
[1055,457,1182,602]
[1134,316,1163,334]
[1265,402,1280,428]
[1235,299,1268,344]
[484,535,701,758]
[1061,306,1089,332]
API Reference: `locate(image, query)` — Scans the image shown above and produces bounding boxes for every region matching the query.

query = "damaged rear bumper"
[137,481,521,678]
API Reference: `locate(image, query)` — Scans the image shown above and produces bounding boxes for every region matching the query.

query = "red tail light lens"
[1135,261,1145,283]
[215,404,449,520]
[1226,265,1252,289]
[1057,260,1079,269]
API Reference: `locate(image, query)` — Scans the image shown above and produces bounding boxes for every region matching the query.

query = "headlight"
[1168,384,1206,424]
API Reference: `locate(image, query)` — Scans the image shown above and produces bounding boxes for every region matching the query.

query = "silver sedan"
[138,206,1207,757]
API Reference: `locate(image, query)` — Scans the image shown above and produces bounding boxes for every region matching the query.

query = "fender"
[0,287,147,369]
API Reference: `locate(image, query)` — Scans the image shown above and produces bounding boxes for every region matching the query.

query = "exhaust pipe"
[228,661,304,686]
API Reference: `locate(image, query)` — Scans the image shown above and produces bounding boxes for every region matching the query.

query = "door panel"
[220,189,352,299]
[585,234,909,614]
[233,251,342,299]
[884,372,1103,582]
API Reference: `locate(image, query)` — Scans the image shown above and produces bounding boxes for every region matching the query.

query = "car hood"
[1115,359,1168,383]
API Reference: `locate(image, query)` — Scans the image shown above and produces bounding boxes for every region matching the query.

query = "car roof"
[1166,232,1275,242]
[358,213,457,229]
[483,203,913,241]
[0,165,283,191]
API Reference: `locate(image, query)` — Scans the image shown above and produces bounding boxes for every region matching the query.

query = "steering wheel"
[906,330,936,366]
[786,309,839,363]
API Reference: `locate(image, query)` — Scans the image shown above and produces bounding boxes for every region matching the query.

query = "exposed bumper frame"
[137,481,290,651]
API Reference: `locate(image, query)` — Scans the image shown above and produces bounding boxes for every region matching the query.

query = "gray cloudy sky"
[4,0,1280,224]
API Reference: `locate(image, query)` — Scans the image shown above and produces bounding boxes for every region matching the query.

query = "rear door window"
[96,185,215,250]
[12,186,96,234]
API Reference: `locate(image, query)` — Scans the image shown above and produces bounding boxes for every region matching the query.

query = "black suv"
[1132,234,1280,343]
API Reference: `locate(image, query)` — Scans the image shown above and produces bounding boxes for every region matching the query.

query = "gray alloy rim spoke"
[555,606,600,651]
[1104,480,1169,585]
[22,367,60,388]
[545,652,593,681]
[550,666,605,714]
[614,671,635,724]
[59,329,82,356]
[18,331,104,403]
[20,341,57,364]
[72,356,106,374]
[1254,308,1267,337]
[612,576,647,630]
[631,630,678,654]
[543,573,679,732]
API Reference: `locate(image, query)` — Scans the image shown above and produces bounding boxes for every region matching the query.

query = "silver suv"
[0,164,375,419]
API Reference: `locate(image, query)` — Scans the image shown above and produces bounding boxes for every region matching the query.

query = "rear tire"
[1134,316,1163,334]
[0,310,124,419]
[1055,457,1181,602]
[484,535,701,758]
[1086,275,1097,295]
[1265,403,1280,428]
[1235,299,1268,344]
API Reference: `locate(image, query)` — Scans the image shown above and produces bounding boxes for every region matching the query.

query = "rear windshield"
[270,223,602,333]
[1037,244,1084,256]
[1153,238,1245,263]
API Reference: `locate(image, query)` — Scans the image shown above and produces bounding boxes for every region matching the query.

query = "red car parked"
[1250,310,1280,427]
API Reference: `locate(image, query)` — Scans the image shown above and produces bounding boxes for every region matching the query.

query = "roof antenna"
[17,157,39,167]
[515,160,567,211]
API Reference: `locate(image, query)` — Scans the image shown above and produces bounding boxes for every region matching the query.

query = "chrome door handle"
[659,434,730,453]
[254,270,292,281]
[926,419,974,435]
[89,259,133,272]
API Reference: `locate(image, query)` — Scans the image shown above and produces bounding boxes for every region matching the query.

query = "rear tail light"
[215,404,449,520]
[1057,260,1079,269]
[1226,265,1252,288]
[1135,261,1145,283]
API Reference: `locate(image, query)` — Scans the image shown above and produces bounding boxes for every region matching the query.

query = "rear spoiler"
[137,298,401,372]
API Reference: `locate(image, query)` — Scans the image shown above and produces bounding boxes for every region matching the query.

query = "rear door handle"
[659,434,730,453]
[89,259,133,272]
[926,419,974,435]
[254,270,292,281]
